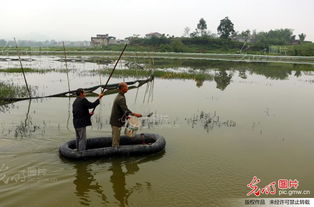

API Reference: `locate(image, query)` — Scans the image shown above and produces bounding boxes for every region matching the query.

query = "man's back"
[73,97,99,128]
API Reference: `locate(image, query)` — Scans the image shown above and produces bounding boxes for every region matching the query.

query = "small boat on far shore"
[59,133,166,160]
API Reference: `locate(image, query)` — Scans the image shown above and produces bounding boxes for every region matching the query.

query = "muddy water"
[1,57,314,207]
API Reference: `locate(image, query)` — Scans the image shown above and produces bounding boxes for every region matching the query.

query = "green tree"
[190,29,200,38]
[299,33,306,43]
[217,17,235,39]
[197,18,207,36]
[291,35,296,41]
[170,39,185,52]
[241,30,251,41]
[250,29,295,50]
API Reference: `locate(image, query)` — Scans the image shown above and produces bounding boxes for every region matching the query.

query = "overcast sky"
[1,0,313,41]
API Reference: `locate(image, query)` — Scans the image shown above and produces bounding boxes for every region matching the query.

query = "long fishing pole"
[91,44,128,113]
[14,38,32,98]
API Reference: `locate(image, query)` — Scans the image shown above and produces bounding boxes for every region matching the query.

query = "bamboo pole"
[91,44,128,113]
[0,75,153,103]
[14,38,31,98]
[100,44,128,94]
[62,41,71,92]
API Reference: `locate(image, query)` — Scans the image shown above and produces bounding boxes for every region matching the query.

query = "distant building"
[291,40,300,45]
[125,34,140,42]
[91,34,116,47]
[145,32,163,38]
[117,39,129,44]
[232,37,249,43]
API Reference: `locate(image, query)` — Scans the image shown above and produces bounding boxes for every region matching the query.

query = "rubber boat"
[59,133,166,159]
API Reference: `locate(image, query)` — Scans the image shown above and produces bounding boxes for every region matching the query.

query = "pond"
[1,55,314,207]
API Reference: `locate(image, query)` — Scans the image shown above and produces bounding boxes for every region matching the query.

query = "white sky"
[1,0,313,41]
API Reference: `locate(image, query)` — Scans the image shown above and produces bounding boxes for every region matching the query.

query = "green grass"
[1,43,314,57]
[0,81,29,100]
[0,68,59,73]
[269,43,314,56]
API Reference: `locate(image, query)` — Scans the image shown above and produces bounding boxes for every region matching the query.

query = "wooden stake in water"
[62,41,71,93]
[14,38,31,98]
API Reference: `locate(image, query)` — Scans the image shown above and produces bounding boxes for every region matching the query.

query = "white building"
[91,34,116,47]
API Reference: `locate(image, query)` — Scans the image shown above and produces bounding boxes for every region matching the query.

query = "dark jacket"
[72,97,99,128]
[110,93,132,127]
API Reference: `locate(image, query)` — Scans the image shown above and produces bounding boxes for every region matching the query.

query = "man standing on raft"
[110,82,142,149]
[73,88,104,151]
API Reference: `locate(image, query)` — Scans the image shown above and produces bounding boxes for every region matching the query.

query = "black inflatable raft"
[59,133,166,159]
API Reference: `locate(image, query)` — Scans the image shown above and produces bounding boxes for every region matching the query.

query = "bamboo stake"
[62,41,71,92]
[91,44,128,113]
[14,38,31,98]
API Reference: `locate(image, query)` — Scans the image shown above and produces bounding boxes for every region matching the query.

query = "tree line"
[0,17,312,55]
[128,17,311,54]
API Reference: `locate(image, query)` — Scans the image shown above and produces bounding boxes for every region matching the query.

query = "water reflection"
[0,99,43,138]
[141,114,176,129]
[73,161,108,206]
[214,70,232,91]
[186,111,236,132]
[1,55,314,83]
[0,55,115,72]
[14,100,42,138]
[109,160,144,207]
[0,101,14,112]
[250,66,292,80]
[142,79,154,103]
[195,79,204,88]
[131,58,314,81]
[13,99,40,138]
[73,153,164,206]
[238,69,247,79]
[294,70,302,77]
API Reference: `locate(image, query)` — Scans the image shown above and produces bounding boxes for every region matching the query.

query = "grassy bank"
[1,42,314,57]
[288,43,314,56]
